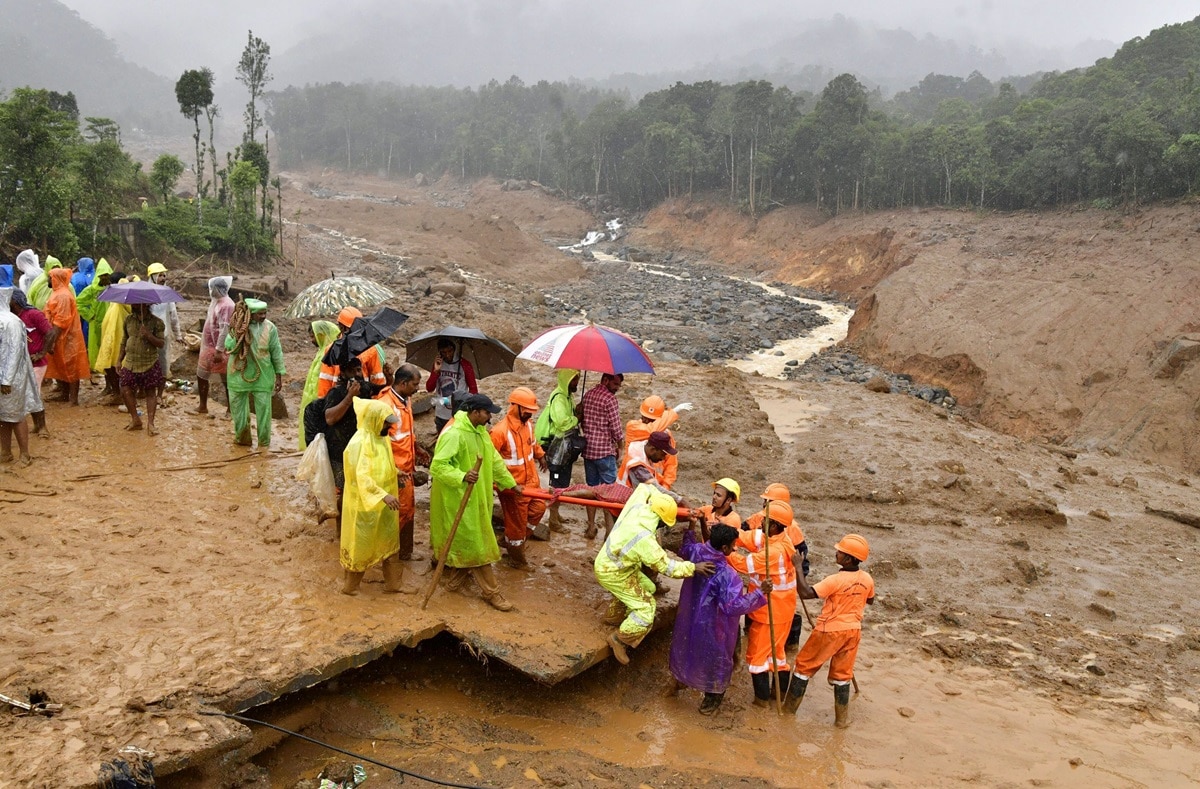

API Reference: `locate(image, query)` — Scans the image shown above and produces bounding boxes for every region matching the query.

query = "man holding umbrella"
[429,394,519,611]
[426,337,477,434]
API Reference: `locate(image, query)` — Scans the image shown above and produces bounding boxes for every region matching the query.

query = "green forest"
[268,16,1200,214]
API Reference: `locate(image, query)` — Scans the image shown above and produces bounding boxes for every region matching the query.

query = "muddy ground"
[3,173,1200,787]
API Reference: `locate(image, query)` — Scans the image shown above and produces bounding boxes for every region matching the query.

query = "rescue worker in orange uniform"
[316,306,386,397]
[697,477,743,530]
[617,395,692,489]
[729,500,798,707]
[783,534,875,727]
[743,483,809,647]
[375,362,430,560]
[618,430,678,492]
[490,387,548,569]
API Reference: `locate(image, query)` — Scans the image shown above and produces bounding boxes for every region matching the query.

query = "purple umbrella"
[98,281,186,304]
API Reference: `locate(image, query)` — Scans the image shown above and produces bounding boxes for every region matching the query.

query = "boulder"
[428,282,467,298]
[1153,335,1200,379]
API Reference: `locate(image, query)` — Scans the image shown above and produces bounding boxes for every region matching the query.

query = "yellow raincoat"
[298,320,340,450]
[429,412,517,568]
[339,398,401,573]
[94,301,130,371]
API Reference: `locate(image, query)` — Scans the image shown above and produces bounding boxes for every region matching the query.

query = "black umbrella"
[405,325,516,379]
[323,306,409,367]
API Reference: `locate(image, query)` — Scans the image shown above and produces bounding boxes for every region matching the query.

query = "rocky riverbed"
[787,346,959,409]
[545,245,838,365]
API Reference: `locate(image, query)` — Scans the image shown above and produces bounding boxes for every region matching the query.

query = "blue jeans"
[584,455,618,485]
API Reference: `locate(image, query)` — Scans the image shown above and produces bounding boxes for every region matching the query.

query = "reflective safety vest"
[490,408,543,489]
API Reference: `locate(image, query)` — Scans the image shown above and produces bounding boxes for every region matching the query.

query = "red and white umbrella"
[517,323,654,375]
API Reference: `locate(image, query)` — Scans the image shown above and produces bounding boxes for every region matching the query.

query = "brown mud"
[3,173,1200,786]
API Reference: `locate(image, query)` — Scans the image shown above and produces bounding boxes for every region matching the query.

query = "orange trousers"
[746,612,794,674]
[397,478,415,558]
[793,629,862,682]
[499,488,547,545]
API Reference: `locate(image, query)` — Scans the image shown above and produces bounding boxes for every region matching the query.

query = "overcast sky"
[61,0,1200,84]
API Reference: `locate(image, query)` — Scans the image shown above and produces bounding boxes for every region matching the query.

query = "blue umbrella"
[98,281,186,304]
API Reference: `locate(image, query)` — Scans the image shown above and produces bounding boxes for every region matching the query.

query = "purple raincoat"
[669,531,767,693]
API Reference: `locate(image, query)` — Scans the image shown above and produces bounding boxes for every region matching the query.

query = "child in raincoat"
[339,398,404,595]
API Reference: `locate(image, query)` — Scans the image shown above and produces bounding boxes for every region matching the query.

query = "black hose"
[199,710,491,789]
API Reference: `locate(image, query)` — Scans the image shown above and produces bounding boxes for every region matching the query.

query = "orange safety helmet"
[761,483,791,502]
[337,306,363,328]
[640,395,666,419]
[766,500,793,527]
[835,534,870,562]
[508,386,539,410]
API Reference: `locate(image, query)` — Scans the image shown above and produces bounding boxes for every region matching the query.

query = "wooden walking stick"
[761,500,784,714]
[421,456,483,610]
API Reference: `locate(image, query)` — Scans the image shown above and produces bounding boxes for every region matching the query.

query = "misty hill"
[0,0,178,131]
[271,7,1109,97]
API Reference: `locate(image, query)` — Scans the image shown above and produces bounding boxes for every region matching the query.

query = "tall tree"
[150,154,185,203]
[237,31,272,144]
[175,68,214,222]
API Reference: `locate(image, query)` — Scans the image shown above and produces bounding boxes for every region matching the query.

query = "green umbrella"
[284,275,395,319]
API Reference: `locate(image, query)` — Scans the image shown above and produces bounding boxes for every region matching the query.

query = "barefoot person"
[782,534,875,727]
[9,290,55,436]
[0,286,40,465]
[118,304,165,435]
[339,398,404,596]
[192,276,234,416]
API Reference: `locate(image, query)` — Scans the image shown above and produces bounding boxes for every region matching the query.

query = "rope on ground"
[199,710,491,789]
[67,450,302,482]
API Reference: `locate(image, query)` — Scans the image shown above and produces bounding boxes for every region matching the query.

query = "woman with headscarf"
[298,319,340,449]
[26,256,62,310]
[193,276,235,416]
[9,290,55,436]
[339,397,403,595]
[76,259,113,372]
[44,268,91,405]
[224,299,286,448]
[0,287,41,466]
[15,250,40,295]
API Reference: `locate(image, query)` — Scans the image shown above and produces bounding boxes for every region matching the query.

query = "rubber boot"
[607,630,631,665]
[340,571,365,596]
[833,683,851,728]
[504,541,530,570]
[699,692,724,715]
[382,555,403,593]
[782,674,809,715]
[751,672,772,707]
[773,670,791,698]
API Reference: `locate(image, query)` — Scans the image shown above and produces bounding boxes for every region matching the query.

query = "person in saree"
[43,268,91,405]
[297,319,340,449]
[339,397,404,596]
[192,276,235,416]
[668,522,768,715]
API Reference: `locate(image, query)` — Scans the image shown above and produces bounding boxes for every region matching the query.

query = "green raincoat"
[430,413,518,568]
[77,258,113,367]
[26,256,62,310]
[340,398,401,572]
[298,320,340,450]
[224,317,285,393]
[534,368,579,443]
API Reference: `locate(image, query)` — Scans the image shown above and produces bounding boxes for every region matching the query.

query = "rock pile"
[787,348,958,410]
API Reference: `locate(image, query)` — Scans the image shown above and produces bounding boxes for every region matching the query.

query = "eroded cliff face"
[630,197,1200,471]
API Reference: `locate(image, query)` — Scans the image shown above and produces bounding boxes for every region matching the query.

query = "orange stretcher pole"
[519,487,696,520]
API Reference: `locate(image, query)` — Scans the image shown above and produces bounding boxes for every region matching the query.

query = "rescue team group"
[290,301,876,726]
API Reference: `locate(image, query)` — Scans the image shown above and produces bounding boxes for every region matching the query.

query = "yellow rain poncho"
[298,320,340,450]
[340,398,401,573]
[94,300,131,372]
[429,412,518,568]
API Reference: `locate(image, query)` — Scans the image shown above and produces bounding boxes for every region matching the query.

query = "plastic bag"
[296,433,338,516]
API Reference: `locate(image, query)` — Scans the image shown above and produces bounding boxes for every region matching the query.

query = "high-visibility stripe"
[626,609,652,628]
[773,581,797,591]
[318,372,338,382]
[665,559,679,576]
[746,555,756,575]
[604,523,650,565]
